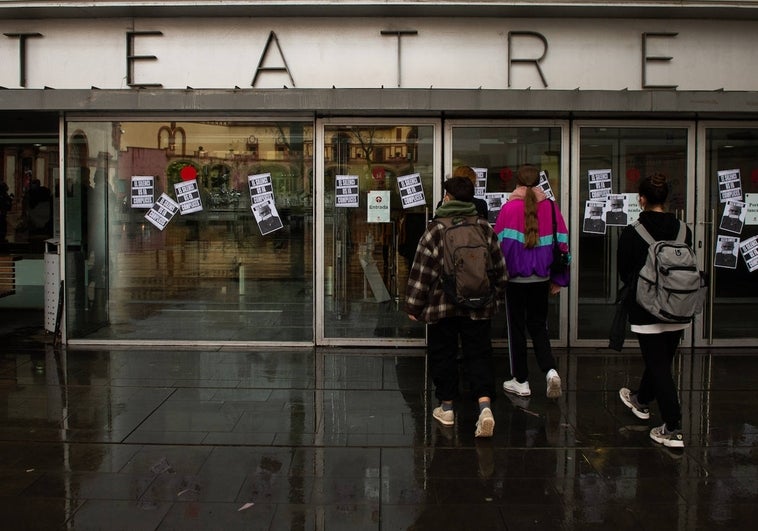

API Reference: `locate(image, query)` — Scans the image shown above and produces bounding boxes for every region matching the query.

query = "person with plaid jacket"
[405,176,508,438]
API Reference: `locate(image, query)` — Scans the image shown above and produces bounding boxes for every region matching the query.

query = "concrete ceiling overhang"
[2,88,758,121]
[2,1,758,20]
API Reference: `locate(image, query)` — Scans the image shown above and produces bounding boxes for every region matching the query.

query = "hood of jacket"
[434,199,477,218]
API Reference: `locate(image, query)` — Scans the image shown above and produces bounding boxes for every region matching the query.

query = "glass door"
[696,124,758,346]
[571,123,694,347]
[317,119,439,345]
[445,120,569,346]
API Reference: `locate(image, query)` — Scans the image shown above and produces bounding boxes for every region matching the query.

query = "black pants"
[427,316,495,403]
[635,330,683,430]
[505,281,556,383]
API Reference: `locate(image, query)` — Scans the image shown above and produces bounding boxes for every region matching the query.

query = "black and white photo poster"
[251,198,284,236]
[719,200,746,234]
[715,235,740,269]
[473,167,488,199]
[335,175,359,208]
[538,170,554,201]
[130,176,154,209]
[397,173,426,209]
[739,235,758,273]
[583,200,607,234]
[604,194,629,226]
[717,169,743,203]
[485,192,509,224]
[174,179,203,215]
[248,173,275,205]
[144,193,180,231]
[588,169,612,201]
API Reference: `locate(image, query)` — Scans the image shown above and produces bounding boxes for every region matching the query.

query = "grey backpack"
[634,220,707,323]
[436,216,496,309]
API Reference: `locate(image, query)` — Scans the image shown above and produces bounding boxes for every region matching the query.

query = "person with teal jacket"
[494,164,569,399]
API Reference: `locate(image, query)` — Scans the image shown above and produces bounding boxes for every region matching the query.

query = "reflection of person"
[494,164,569,399]
[405,176,507,438]
[0,181,12,243]
[617,173,691,449]
[715,239,737,268]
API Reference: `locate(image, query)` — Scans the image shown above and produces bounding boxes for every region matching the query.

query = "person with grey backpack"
[617,173,695,449]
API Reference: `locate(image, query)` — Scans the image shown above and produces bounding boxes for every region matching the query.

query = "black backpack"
[435,216,496,309]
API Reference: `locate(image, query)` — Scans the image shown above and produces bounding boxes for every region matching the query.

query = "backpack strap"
[675,220,687,243]
[632,220,655,246]
[634,219,687,245]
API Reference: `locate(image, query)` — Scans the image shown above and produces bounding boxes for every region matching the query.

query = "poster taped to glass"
[335,175,359,208]
[145,193,180,231]
[174,179,203,215]
[252,198,284,236]
[717,169,742,203]
[131,176,154,209]
[397,173,426,209]
[248,173,275,205]
[739,235,758,273]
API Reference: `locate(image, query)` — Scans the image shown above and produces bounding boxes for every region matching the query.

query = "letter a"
[251,31,296,88]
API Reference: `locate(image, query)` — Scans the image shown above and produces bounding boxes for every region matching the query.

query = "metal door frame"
[443,119,571,347]
[315,117,442,347]
[570,120,696,348]
[694,121,758,347]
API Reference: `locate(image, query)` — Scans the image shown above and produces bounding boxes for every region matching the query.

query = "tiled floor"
[1,339,756,530]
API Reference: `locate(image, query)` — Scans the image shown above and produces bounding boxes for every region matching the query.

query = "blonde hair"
[517,165,540,248]
[453,166,477,186]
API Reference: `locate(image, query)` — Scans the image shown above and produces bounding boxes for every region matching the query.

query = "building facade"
[1,1,757,348]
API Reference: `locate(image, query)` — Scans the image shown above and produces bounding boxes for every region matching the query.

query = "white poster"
[174,179,203,215]
[604,193,629,227]
[583,200,607,234]
[368,190,391,223]
[717,169,743,203]
[625,193,642,224]
[397,173,426,209]
[739,235,758,273]
[144,193,180,231]
[251,198,284,235]
[473,167,488,199]
[130,175,154,209]
[588,169,612,201]
[715,235,740,270]
[248,172,275,205]
[485,192,509,224]
[335,175,359,208]
[719,199,746,234]
[538,170,554,201]
[745,193,758,225]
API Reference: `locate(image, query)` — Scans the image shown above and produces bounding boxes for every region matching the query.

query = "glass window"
[322,123,435,340]
[450,125,563,341]
[577,127,688,340]
[704,128,758,340]
[65,120,313,342]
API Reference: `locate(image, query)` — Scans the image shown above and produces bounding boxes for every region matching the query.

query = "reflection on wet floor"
[0,342,756,530]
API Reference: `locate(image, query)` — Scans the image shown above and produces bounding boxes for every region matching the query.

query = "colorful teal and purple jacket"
[493,186,570,286]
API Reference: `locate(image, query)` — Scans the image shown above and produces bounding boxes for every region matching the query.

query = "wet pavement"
[0,339,756,530]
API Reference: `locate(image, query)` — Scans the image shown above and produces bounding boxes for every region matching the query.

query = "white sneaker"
[650,423,684,448]
[475,407,495,438]
[432,406,454,426]
[503,378,531,397]
[546,369,562,399]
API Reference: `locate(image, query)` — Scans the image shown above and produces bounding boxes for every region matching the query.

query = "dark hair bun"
[650,173,667,188]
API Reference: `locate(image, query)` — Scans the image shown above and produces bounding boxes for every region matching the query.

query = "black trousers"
[635,330,683,430]
[427,316,495,403]
[505,281,556,383]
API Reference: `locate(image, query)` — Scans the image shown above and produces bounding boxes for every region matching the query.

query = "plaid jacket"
[404,208,508,323]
